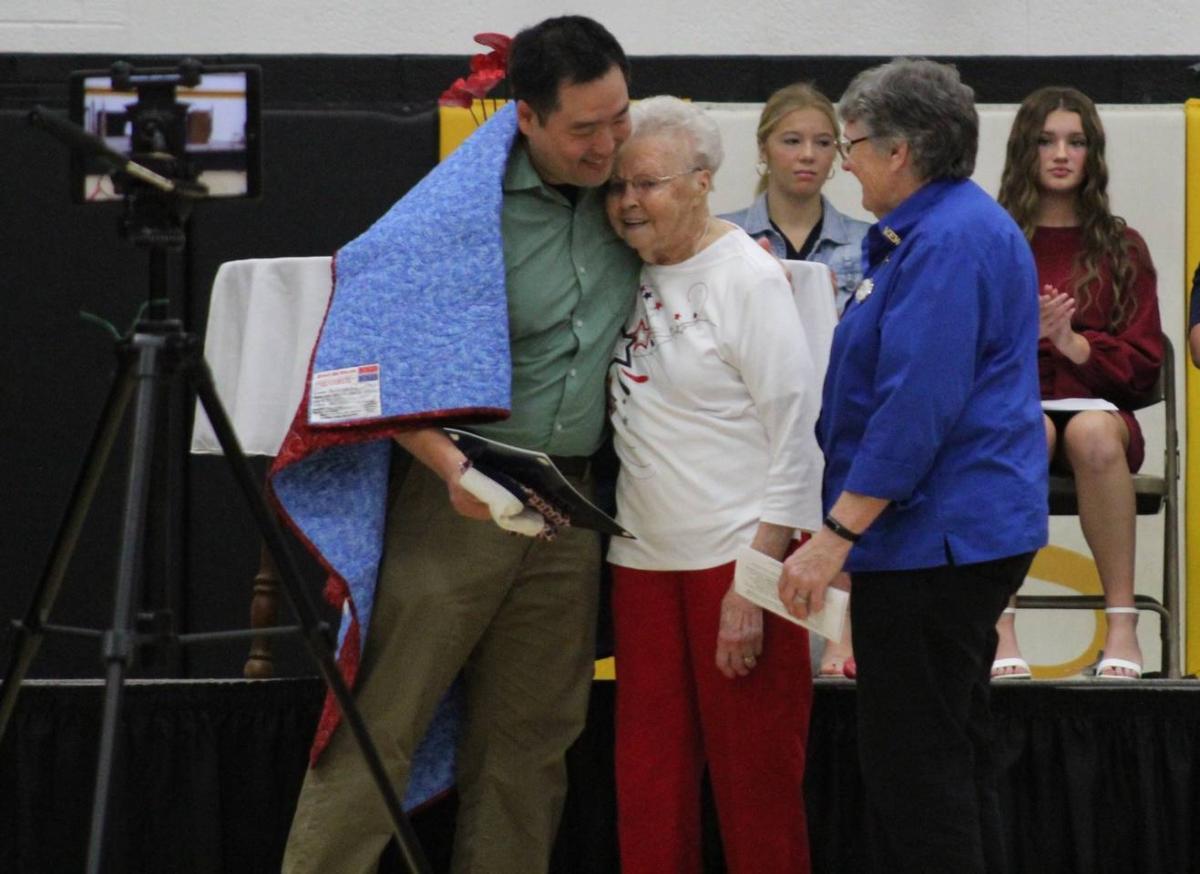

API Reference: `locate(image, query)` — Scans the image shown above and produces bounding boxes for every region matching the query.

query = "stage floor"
[2,677,1199,873]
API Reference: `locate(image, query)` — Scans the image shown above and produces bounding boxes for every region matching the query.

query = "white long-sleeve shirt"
[607,228,824,571]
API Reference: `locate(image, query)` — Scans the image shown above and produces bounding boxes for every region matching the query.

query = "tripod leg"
[0,356,138,742]
[86,337,166,874]
[189,356,432,874]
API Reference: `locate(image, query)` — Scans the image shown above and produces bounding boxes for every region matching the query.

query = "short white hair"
[629,95,724,173]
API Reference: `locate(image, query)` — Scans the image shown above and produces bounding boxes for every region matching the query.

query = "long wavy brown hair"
[997,86,1141,328]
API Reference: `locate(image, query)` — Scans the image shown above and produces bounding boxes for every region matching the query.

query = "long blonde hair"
[997,86,1141,328]
[754,82,839,196]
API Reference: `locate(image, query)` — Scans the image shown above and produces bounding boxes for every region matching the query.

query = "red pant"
[611,561,813,874]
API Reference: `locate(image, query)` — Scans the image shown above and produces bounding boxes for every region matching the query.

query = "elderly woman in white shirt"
[605,95,823,874]
[721,82,870,679]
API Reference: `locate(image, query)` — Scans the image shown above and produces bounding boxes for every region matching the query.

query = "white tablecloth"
[190,256,836,458]
[783,259,838,386]
[191,256,333,456]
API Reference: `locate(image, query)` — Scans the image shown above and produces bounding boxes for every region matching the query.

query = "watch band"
[823,514,862,543]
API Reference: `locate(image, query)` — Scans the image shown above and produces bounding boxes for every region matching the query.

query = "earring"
[756,159,768,176]
[827,166,836,181]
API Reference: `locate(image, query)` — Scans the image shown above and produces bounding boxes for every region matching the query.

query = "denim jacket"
[720,193,869,314]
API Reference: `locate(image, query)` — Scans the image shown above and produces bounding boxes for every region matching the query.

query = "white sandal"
[991,657,1032,680]
[991,609,1031,679]
[1095,607,1142,680]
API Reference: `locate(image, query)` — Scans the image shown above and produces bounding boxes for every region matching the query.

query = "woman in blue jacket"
[779,59,1048,874]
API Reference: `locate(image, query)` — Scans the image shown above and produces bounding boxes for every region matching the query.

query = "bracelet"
[823,514,861,543]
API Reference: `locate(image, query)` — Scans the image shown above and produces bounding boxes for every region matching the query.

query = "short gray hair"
[840,58,978,181]
[629,95,724,173]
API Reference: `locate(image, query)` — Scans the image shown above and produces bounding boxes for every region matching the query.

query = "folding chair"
[1015,334,1180,678]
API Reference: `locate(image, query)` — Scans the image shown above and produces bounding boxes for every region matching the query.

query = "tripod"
[0,312,432,874]
[1,114,431,873]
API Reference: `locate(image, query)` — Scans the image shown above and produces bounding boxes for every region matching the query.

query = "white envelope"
[733,545,848,643]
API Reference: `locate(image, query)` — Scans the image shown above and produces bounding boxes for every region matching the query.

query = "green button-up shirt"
[470,141,640,456]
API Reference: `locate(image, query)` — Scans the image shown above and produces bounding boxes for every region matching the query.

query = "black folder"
[445,428,635,539]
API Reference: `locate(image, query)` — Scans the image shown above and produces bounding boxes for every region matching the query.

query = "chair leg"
[1163,493,1180,678]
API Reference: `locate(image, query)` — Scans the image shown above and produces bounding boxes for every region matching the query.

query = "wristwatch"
[823,514,861,543]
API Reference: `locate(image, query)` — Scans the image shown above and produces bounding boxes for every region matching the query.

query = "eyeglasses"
[605,168,702,198]
[836,135,874,159]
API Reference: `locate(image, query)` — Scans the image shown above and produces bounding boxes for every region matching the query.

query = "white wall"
[3,0,1200,55]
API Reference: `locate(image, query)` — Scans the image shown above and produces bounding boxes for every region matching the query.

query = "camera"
[68,61,262,204]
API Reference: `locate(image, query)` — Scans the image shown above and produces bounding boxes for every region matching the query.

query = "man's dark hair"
[507,16,629,121]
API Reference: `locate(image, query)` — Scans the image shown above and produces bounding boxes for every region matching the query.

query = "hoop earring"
[756,159,768,177]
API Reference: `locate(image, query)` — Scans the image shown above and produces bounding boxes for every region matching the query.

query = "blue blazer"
[819,178,1048,572]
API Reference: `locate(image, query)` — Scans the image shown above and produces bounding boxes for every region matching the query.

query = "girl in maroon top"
[994,86,1162,680]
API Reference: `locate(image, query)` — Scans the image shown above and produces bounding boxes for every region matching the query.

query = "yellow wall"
[438,101,508,159]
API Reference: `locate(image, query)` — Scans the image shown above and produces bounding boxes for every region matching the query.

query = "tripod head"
[31,58,260,318]
[34,59,262,251]
[106,58,208,250]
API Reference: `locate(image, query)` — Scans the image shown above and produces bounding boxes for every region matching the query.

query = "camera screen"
[69,65,261,203]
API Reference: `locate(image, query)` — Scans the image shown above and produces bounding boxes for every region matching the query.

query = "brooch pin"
[882,227,901,245]
[854,278,874,302]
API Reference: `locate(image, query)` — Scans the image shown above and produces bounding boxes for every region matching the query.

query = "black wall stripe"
[3,53,1199,112]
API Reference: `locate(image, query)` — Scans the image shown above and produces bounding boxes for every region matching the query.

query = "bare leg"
[992,415,1058,677]
[1061,411,1141,677]
[818,572,853,676]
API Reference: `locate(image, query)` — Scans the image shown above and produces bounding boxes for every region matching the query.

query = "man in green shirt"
[283,17,640,874]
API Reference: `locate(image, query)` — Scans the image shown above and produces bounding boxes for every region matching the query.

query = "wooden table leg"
[243,543,281,679]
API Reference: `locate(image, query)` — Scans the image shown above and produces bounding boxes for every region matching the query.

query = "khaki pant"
[283,461,600,874]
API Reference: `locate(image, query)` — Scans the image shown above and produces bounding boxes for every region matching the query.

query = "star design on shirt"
[612,319,654,371]
[610,322,652,391]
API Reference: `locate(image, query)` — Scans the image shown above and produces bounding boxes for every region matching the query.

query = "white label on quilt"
[309,364,382,423]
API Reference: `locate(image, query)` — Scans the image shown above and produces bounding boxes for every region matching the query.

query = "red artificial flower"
[438,32,512,118]
[470,50,506,77]
[462,67,505,98]
[438,77,475,108]
[473,32,512,58]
